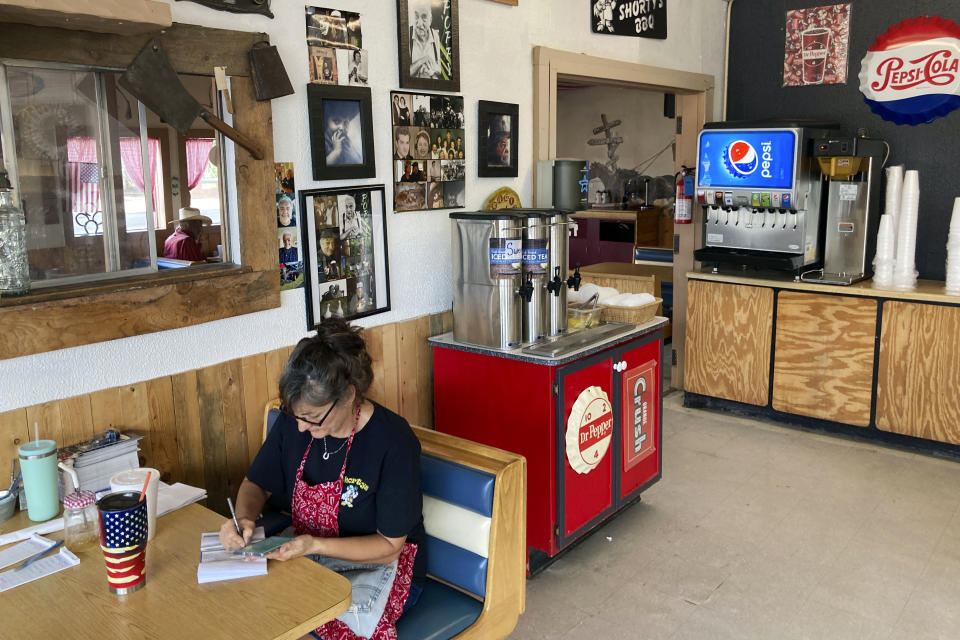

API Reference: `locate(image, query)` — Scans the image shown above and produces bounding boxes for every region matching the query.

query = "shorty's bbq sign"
[591,0,666,40]
[859,16,960,125]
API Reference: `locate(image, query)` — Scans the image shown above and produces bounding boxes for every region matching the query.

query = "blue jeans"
[281,528,398,639]
[310,554,398,638]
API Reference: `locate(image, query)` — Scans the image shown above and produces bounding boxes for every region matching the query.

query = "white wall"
[0,0,727,412]
[556,85,677,179]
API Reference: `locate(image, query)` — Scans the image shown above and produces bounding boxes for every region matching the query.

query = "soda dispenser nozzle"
[567,264,582,291]
[547,266,564,296]
[518,275,534,303]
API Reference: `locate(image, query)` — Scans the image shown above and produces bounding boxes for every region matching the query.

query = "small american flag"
[69,161,101,215]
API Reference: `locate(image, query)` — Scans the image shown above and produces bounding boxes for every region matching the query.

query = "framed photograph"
[300,185,391,326]
[397,0,460,92]
[307,84,375,180]
[390,90,465,212]
[478,100,518,177]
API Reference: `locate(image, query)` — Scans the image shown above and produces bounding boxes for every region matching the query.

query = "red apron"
[292,410,418,640]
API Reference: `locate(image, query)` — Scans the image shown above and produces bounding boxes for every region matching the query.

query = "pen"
[15,539,64,572]
[226,497,242,538]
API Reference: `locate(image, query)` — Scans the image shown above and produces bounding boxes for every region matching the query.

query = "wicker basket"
[601,297,661,325]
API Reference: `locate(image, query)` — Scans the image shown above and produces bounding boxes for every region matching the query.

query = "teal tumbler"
[19,440,59,521]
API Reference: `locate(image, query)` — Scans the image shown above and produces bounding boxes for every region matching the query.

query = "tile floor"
[510,391,960,640]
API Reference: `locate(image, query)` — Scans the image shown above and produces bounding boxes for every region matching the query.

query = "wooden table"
[0,503,351,639]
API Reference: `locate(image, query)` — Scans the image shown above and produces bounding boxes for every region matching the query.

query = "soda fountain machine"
[693,121,837,275]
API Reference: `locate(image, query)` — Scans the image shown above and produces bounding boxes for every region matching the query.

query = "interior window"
[0,63,230,284]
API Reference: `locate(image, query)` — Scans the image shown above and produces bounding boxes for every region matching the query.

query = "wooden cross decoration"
[587,113,623,166]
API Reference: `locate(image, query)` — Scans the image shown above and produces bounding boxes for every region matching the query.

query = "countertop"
[687,270,960,305]
[428,317,668,366]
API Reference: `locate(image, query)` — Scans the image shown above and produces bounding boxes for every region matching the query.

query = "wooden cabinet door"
[772,292,877,426]
[684,280,773,406]
[877,301,960,444]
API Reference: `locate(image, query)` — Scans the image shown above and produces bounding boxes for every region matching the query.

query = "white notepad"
[197,526,267,584]
[0,537,79,593]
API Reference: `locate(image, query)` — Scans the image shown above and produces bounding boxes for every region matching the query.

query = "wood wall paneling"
[1,311,453,515]
[877,302,960,444]
[172,370,206,489]
[241,354,270,464]
[0,409,28,470]
[772,292,877,426]
[684,280,773,406]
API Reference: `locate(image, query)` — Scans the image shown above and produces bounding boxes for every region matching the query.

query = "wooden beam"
[0,22,262,76]
[0,269,278,360]
[0,0,171,36]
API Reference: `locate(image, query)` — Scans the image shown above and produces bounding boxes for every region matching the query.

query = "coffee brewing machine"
[693,121,837,274]
[800,133,887,285]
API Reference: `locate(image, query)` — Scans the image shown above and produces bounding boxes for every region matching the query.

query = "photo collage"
[305,188,378,318]
[275,162,303,290]
[306,6,369,87]
[390,91,466,212]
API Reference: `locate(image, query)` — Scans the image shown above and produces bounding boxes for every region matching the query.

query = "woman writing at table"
[220,318,425,640]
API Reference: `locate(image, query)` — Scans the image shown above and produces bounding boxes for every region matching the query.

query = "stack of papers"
[197,526,267,584]
[0,535,79,592]
[57,432,144,496]
[157,482,207,517]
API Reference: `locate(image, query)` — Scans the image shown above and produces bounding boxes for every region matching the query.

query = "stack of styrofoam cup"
[892,169,920,291]
[946,198,960,295]
[872,214,896,288]
[885,165,904,261]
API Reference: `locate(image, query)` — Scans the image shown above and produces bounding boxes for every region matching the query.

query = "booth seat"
[261,401,527,640]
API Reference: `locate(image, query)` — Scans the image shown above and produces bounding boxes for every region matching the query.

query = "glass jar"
[63,490,99,551]
[0,171,29,297]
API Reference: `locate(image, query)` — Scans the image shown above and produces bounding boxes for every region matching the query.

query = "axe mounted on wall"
[119,40,264,160]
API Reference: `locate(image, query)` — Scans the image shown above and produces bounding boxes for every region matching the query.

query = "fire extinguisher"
[675,166,693,224]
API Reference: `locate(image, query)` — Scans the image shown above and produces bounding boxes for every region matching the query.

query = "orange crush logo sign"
[565,386,614,474]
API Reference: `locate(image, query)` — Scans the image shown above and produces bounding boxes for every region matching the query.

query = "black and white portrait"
[444,180,465,208]
[412,94,432,127]
[338,192,371,239]
[347,49,368,86]
[392,94,412,126]
[316,226,342,282]
[324,99,364,166]
[408,0,447,80]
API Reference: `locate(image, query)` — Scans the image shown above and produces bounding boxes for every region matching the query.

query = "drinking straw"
[33,422,38,443]
[138,471,152,503]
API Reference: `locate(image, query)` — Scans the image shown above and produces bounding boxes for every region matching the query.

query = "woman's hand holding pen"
[219,516,255,550]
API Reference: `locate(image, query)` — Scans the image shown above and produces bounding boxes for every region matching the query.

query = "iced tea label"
[859,16,960,125]
[522,239,548,275]
[489,238,522,279]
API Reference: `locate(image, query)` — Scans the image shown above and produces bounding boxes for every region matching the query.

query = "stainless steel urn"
[450,212,526,349]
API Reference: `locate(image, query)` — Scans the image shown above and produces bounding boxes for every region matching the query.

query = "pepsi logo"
[726,140,758,177]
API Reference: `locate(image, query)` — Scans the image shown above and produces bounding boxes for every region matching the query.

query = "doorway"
[532,46,714,391]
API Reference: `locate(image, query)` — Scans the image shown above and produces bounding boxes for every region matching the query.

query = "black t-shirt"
[247,402,426,584]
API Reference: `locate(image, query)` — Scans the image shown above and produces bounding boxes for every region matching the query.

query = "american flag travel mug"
[97,491,149,595]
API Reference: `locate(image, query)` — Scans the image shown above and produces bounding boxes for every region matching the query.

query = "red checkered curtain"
[67,137,100,215]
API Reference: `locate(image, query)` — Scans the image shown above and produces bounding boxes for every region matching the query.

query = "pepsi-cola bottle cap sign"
[859,16,960,125]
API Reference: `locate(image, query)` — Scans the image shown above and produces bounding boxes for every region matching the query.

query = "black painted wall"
[726,1,960,280]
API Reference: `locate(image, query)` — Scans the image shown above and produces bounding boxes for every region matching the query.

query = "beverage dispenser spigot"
[518,275,534,303]
[547,266,565,296]
[567,264,582,291]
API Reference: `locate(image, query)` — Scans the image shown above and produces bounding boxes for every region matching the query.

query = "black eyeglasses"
[281,398,338,428]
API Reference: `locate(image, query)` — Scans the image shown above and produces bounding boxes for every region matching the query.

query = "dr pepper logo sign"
[565,386,613,475]
[859,16,960,125]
